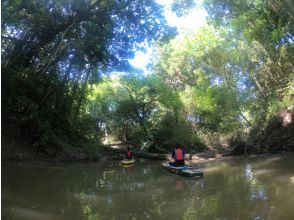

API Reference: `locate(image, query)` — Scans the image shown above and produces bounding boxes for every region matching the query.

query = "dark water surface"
[2,154,294,220]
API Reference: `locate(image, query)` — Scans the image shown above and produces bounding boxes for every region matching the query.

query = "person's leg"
[169,161,176,166]
[175,160,185,166]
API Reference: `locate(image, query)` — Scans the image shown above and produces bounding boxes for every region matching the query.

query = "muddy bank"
[1,135,99,163]
[231,111,294,155]
[2,109,293,163]
[2,134,290,165]
[1,135,230,163]
[99,144,233,162]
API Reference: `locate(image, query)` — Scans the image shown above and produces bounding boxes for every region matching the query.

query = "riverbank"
[1,134,229,163]
[2,134,286,165]
[2,112,293,163]
[1,135,99,163]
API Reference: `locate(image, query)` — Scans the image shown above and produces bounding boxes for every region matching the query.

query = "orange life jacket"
[175,149,183,161]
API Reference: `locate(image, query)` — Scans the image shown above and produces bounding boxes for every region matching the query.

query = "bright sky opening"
[129,0,207,73]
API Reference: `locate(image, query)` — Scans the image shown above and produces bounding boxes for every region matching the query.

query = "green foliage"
[2,0,293,156]
[202,0,294,153]
[171,0,197,16]
[151,112,206,152]
[1,0,180,154]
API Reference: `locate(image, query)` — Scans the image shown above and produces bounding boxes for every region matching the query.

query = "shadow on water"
[2,154,294,220]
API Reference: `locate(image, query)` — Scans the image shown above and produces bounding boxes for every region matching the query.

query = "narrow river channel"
[2,154,294,220]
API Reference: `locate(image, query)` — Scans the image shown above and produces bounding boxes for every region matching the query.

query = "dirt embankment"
[2,135,232,164]
[1,134,100,163]
[231,109,294,155]
[3,109,293,163]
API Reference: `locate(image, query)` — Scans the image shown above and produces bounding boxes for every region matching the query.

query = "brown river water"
[2,154,294,220]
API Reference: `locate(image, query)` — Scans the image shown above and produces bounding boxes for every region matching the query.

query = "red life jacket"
[175,149,183,161]
[127,151,132,157]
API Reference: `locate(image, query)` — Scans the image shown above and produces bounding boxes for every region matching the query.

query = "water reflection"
[245,164,267,201]
[291,176,294,184]
[245,164,254,181]
[2,155,294,220]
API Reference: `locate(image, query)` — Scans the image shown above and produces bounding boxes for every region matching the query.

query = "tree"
[153,27,246,132]
[1,0,178,151]
[203,0,294,120]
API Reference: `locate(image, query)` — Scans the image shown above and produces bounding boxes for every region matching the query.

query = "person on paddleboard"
[125,146,133,160]
[169,144,185,167]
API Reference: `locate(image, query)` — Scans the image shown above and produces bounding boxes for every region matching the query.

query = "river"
[2,154,294,220]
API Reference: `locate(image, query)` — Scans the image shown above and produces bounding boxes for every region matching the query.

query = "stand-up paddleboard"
[120,159,135,166]
[162,161,203,177]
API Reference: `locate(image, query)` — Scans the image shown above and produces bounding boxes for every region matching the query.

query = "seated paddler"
[169,144,185,167]
[125,146,133,160]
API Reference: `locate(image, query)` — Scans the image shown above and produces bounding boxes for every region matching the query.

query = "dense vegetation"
[2,0,293,160]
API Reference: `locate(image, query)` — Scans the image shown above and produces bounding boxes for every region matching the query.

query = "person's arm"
[171,150,175,160]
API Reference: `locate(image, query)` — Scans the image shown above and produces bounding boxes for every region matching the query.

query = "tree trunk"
[40,17,78,74]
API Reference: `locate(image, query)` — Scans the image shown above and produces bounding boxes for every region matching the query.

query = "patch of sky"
[187,114,201,123]
[129,0,208,74]
[237,78,249,92]
[211,76,223,86]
